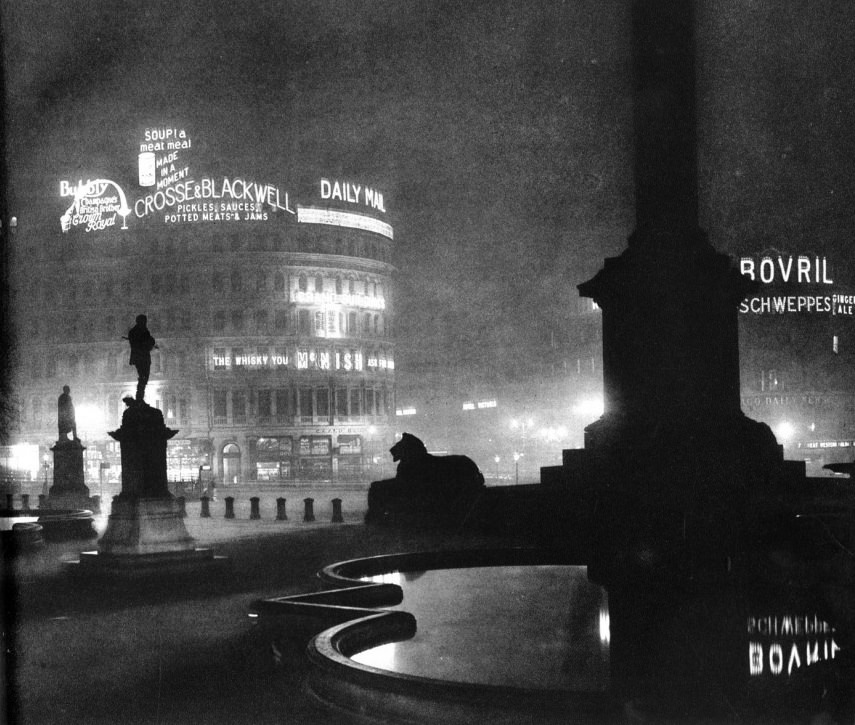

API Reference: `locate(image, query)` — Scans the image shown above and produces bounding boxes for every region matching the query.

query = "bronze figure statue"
[126,314,158,402]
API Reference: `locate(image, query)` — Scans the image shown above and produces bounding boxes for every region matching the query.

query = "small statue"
[125,314,157,402]
[57,385,79,441]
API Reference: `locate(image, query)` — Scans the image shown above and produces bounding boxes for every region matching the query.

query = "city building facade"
[7,128,396,487]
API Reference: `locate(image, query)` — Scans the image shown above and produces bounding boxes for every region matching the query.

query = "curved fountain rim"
[303,546,616,719]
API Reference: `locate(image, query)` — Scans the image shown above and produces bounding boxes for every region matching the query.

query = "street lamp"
[42,454,50,497]
[493,455,500,483]
[513,452,522,486]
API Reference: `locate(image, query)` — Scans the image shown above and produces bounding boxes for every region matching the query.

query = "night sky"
[3,0,855,375]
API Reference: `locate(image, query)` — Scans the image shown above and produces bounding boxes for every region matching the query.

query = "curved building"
[9,151,396,488]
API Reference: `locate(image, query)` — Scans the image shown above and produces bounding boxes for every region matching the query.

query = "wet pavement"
[3,510,502,725]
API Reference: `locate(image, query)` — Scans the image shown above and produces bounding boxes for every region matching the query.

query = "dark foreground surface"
[2,514,514,725]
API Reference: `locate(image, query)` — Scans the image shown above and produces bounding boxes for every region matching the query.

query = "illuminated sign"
[212,347,367,372]
[396,407,416,416]
[297,206,393,240]
[740,255,833,285]
[60,178,131,233]
[139,127,193,189]
[320,178,385,212]
[134,178,294,223]
[748,614,838,678]
[293,290,386,311]
[739,254,854,316]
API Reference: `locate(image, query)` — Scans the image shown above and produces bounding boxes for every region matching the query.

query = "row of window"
[23,391,192,430]
[26,228,393,262]
[27,269,389,307]
[22,306,393,343]
[212,385,393,426]
[18,339,395,383]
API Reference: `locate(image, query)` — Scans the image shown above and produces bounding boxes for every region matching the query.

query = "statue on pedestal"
[57,385,79,441]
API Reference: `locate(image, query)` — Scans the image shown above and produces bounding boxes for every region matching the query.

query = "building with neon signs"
[8,129,396,487]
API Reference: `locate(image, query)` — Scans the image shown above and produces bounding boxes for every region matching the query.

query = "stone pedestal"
[73,402,223,576]
[46,438,92,510]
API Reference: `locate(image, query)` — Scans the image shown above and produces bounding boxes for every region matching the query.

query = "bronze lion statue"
[366,433,485,527]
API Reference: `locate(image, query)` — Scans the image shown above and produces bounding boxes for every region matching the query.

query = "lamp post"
[513,452,522,486]
[42,454,50,497]
[493,455,500,484]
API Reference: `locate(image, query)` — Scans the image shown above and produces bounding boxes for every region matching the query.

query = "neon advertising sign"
[739,254,855,316]
[59,179,131,233]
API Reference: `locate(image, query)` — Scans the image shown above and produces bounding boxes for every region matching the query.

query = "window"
[257,272,268,292]
[348,312,356,335]
[298,274,307,292]
[299,388,313,419]
[335,277,343,295]
[316,388,329,418]
[336,388,348,417]
[275,309,289,332]
[314,275,323,293]
[179,397,190,424]
[258,390,272,420]
[348,278,355,294]
[275,389,290,422]
[366,388,375,416]
[274,272,284,293]
[213,390,228,424]
[254,310,269,332]
[231,310,244,331]
[350,388,362,416]
[232,391,247,424]
[364,313,371,334]
[298,310,310,333]
[213,310,226,331]
[374,315,379,334]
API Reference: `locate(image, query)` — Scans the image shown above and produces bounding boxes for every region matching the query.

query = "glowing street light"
[775,421,796,442]
[494,455,500,483]
[513,452,522,486]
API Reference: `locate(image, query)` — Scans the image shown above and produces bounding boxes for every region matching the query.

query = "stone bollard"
[89,495,101,514]
[200,496,211,518]
[21,494,30,511]
[331,498,343,523]
[176,496,187,518]
[6,494,13,510]
[276,497,288,521]
[224,496,235,519]
[303,497,315,522]
[250,496,261,520]
[38,494,46,510]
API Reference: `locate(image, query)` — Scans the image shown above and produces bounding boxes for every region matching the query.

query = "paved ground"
[2,510,500,725]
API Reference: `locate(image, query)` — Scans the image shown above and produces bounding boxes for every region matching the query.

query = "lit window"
[315,275,323,293]
[298,274,307,292]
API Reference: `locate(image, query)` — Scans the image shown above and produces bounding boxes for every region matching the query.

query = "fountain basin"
[253,548,619,724]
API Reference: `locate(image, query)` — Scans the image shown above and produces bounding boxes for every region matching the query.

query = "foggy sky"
[3,0,854,376]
